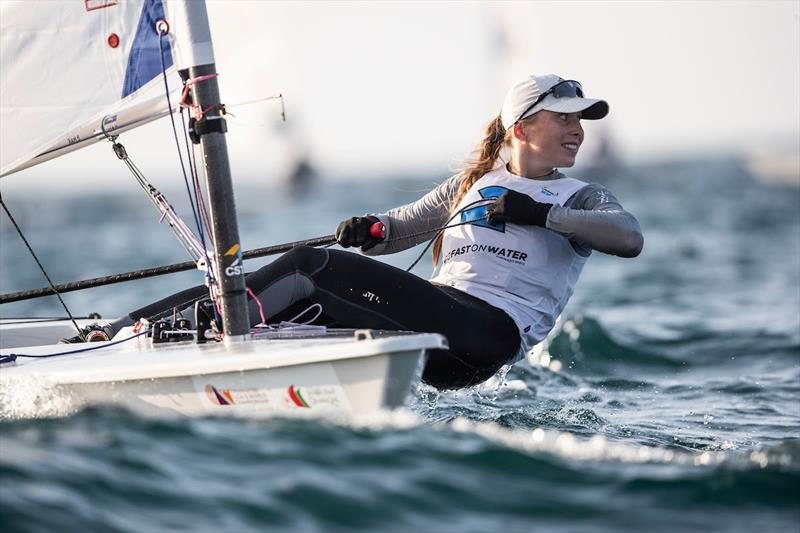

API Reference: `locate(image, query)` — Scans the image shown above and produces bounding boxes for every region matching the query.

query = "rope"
[0,330,151,365]
[402,198,495,272]
[0,197,86,341]
[286,303,323,325]
[158,31,221,326]
[246,287,267,325]
[251,303,324,333]
[179,73,219,119]
[158,32,205,249]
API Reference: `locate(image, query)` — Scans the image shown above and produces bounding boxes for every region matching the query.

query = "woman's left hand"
[336,216,384,251]
[486,190,552,227]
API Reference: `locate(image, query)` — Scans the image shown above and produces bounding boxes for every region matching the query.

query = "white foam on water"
[348,407,424,431]
[330,406,797,472]
[0,375,81,420]
[477,368,529,393]
[445,417,800,470]
[447,417,724,466]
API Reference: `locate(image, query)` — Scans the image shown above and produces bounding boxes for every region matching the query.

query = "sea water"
[1,156,798,532]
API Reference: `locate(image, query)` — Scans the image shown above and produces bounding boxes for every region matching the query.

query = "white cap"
[500,74,609,130]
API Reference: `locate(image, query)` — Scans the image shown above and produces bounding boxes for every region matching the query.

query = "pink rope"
[246,287,267,325]
[180,73,220,120]
[180,73,218,106]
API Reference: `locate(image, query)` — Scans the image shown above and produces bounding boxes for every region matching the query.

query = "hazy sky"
[4,0,799,189]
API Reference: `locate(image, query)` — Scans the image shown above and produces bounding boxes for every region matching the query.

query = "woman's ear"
[512,122,526,142]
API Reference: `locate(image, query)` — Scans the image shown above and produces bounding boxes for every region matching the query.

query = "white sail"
[0,0,200,177]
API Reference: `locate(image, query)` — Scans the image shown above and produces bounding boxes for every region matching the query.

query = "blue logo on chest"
[460,186,508,232]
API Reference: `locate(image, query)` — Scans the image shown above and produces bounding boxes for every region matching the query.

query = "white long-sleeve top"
[365,166,643,357]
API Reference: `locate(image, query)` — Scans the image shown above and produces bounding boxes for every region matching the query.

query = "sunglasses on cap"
[518,80,584,123]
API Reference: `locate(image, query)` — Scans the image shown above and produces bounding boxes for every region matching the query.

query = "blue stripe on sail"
[121,0,172,98]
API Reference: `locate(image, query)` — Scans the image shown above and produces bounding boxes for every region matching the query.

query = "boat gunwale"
[0,329,447,384]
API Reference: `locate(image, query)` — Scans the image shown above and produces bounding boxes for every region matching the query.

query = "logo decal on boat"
[287,385,310,408]
[204,385,275,407]
[205,385,235,405]
[223,244,243,277]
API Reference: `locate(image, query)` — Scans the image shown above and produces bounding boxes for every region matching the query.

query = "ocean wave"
[1,408,798,532]
[533,314,684,376]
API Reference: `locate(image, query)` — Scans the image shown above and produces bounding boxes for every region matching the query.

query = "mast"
[171,1,250,341]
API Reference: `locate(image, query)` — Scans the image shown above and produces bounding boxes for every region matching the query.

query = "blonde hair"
[432,114,513,266]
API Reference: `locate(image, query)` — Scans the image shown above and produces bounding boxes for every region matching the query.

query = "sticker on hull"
[187,363,351,415]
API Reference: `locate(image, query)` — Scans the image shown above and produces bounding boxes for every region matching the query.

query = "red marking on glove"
[369,221,386,240]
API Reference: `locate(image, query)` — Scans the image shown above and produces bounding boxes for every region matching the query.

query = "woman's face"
[519,110,584,170]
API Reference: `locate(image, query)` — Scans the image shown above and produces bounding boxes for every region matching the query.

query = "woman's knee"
[284,246,328,272]
[245,246,328,294]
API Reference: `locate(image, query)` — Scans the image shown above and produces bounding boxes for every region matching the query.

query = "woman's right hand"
[486,190,552,227]
[336,216,384,251]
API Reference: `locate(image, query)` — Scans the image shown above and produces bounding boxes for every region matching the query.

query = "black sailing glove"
[336,216,384,251]
[486,190,552,227]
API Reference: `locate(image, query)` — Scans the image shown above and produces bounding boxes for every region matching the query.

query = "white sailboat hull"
[0,320,447,419]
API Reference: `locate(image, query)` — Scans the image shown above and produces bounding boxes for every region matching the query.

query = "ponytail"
[432,114,509,266]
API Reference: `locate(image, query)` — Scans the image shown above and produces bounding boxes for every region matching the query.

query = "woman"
[82,74,643,390]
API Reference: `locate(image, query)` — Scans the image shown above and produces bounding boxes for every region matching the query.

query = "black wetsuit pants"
[125,246,521,389]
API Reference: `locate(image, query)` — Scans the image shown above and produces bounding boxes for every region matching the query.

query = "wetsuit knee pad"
[284,245,329,272]
[247,246,329,293]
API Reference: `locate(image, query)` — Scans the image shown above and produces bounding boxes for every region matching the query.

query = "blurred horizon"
[1,0,798,192]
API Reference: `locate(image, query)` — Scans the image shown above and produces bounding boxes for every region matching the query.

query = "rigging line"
[286,303,323,325]
[157,31,204,241]
[117,147,205,262]
[404,198,496,273]
[158,31,221,324]
[181,110,221,326]
[225,94,285,110]
[107,133,207,263]
[405,217,489,273]
[389,198,495,246]
[191,146,212,237]
[246,287,267,325]
[0,330,151,364]
[190,147,222,326]
[181,107,214,256]
[179,108,211,263]
[0,197,86,341]
[181,109,212,238]
[177,105,206,242]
